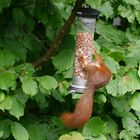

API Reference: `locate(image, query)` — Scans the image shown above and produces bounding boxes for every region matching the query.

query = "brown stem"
[32,0,85,67]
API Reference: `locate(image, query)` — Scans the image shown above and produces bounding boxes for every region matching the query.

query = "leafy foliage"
[0,0,140,139]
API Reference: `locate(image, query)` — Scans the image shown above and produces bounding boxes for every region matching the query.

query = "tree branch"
[32,0,85,67]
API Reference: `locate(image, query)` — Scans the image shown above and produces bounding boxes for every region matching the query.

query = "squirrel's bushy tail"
[60,88,94,128]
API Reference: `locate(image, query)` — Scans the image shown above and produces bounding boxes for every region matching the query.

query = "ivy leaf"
[21,76,38,96]
[129,92,140,112]
[37,76,58,90]
[0,49,15,68]
[52,49,74,72]
[0,0,11,13]
[0,96,12,111]
[83,117,106,137]
[100,1,114,19]
[0,70,16,91]
[11,122,29,140]
[9,96,24,119]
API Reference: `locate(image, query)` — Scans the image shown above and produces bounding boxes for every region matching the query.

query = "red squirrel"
[60,48,112,128]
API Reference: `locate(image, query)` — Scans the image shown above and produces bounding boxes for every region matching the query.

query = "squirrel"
[60,48,112,128]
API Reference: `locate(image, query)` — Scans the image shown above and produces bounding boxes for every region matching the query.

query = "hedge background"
[0,0,140,139]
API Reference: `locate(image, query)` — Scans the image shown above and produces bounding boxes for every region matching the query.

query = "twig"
[32,0,85,67]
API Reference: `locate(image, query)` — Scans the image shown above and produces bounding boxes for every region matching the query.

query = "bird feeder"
[69,7,100,93]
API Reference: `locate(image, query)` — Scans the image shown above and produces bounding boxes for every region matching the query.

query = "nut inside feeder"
[69,7,100,93]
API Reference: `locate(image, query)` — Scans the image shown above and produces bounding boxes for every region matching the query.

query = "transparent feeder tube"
[69,8,99,93]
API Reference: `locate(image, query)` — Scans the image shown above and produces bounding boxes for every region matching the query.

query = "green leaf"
[86,0,102,9]
[59,132,84,140]
[119,130,133,140]
[138,65,140,77]
[0,92,5,103]
[21,76,38,96]
[118,5,135,23]
[52,90,65,102]
[135,10,140,24]
[0,120,11,139]
[95,94,107,104]
[34,93,49,109]
[104,57,120,74]
[129,92,140,112]
[109,51,124,62]
[100,1,114,19]
[136,111,140,120]
[122,117,140,135]
[59,81,70,96]
[83,117,106,137]
[106,78,118,97]
[0,49,15,68]
[125,28,139,42]
[11,122,29,140]
[52,49,74,72]
[13,8,26,25]
[37,76,58,90]
[63,68,73,79]
[27,123,47,140]
[117,78,128,96]
[111,97,130,113]
[9,96,24,119]
[58,134,71,140]
[15,63,35,76]
[0,0,11,13]
[0,96,12,111]
[96,20,127,45]
[0,70,16,91]
[107,71,140,97]
[4,39,27,62]
[104,116,118,136]
[125,41,140,65]
[122,0,139,5]
[123,69,140,92]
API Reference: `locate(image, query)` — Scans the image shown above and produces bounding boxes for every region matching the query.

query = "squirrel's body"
[61,48,112,128]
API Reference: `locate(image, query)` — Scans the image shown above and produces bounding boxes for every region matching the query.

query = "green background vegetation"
[0,0,140,139]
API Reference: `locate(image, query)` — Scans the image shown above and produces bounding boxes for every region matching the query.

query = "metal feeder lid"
[76,7,100,18]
